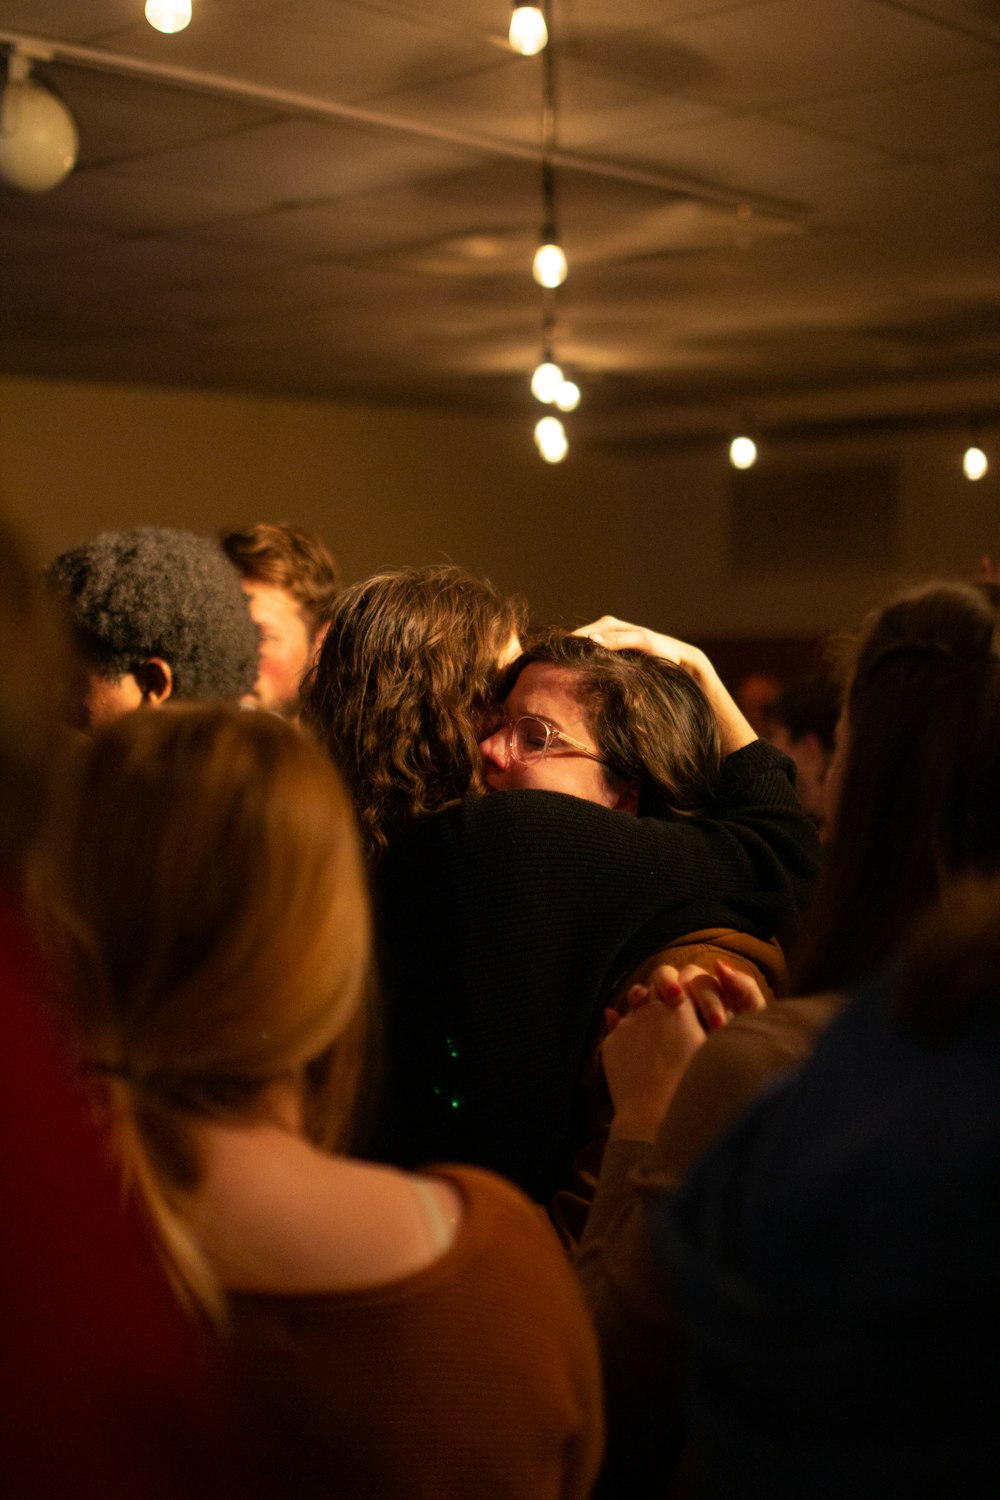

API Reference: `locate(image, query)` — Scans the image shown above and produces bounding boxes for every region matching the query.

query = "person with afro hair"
[48,527,258,729]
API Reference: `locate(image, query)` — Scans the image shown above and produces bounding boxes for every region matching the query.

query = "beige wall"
[2,373,996,640]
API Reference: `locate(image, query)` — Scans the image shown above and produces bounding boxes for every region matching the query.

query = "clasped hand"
[602,962,766,1143]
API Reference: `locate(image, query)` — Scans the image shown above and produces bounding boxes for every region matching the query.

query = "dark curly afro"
[47,527,258,702]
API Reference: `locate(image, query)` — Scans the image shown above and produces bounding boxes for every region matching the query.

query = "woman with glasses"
[479,630,723,815]
[303,569,819,1204]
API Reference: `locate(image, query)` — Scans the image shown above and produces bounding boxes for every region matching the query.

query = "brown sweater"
[575,993,842,1497]
[229,1165,604,1499]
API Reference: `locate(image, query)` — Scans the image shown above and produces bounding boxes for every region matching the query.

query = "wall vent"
[728,460,899,571]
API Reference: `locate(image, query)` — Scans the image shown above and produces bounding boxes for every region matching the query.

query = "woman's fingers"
[601,992,708,1140]
[676,965,728,1031]
[714,960,767,1013]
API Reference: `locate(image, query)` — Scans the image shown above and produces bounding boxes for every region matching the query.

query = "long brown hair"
[792,581,1000,996]
[892,874,1000,1039]
[301,565,525,855]
[31,706,371,1316]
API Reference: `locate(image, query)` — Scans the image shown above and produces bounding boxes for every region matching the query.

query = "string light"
[554,379,580,412]
[532,240,567,289]
[0,51,79,194]
[522,9,579,457]
[509,4,548,55]
[963,445,988,481]
[729,435,758,470]
[145,0,193,34]
[531,357,564,403]
[535,415,568,463]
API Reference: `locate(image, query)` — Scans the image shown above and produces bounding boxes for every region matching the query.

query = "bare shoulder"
[191,1124,467,1294]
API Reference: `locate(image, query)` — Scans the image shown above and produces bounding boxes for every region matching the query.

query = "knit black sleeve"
[372,740,818,1199]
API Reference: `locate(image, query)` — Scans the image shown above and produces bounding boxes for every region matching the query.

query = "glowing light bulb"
[145,0,192,33]
[509,5,548,56]
[535,415,569,463]
[963,445,988,481]
[554,380,580,412]
[531,359,564,404]
[729,435,758,470]
[532,241,568,289]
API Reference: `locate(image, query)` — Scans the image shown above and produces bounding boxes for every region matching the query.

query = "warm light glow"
[964,445,988,481]
[532,241,568,289]
[729,435,758,470]
[509,5,548,55]
[535,416,569,463]
[531,359,564,403]
[145,0,192,33]
[554,380,580,412]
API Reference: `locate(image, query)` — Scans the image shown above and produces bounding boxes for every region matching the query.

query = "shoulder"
[646,994,845,1187]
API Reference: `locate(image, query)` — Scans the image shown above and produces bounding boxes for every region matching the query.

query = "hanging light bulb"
[532,240,568,289]
[509,4,548,56]
[729,435,758,470]
[535,415,568,463]
[531,358,564,404]
[145,0,193,33]
[554,379,580,412]
[0,53,79,194]
[963,445,988,481]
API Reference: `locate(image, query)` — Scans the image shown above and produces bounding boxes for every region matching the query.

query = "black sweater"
[371,739,819,1202]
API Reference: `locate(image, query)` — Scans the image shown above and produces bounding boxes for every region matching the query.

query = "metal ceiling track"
[0,27,806,222]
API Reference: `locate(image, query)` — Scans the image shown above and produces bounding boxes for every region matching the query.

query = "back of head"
[31,705,371,1305]
[793,580,1000,994]
[219,522,340,639]
[302,564,525,855]
[504,631,722,815]
[48,527,258,702]
[772,674,840,754]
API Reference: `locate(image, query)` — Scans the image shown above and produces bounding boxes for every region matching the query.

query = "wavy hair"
[220,522,340,639]
[301,565,525,856]
[500,631,722,815]
[792,581,1000,995]
[30,706,371,1317]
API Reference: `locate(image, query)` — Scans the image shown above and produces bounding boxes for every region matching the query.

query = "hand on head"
[574,616,705,676]
[574,616,756,754]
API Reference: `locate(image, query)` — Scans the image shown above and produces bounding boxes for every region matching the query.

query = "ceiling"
[1,0,999,450]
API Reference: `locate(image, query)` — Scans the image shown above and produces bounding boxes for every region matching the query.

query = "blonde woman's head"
[32,705,371,1308]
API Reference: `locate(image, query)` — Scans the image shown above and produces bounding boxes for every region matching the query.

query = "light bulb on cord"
[509,4,548,55]
[729,434,758,470]
[145,0,193,33]
[533,241,567,289]
[535,415,568,463]
[0,52,78,193]
[554,380,580,412]
[963,445,988,481]
[531,359,564,404]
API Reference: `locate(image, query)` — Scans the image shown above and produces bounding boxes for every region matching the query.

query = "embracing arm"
[575,615,756,756]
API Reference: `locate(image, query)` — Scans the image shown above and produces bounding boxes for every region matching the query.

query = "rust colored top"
[229,1164,604,1499]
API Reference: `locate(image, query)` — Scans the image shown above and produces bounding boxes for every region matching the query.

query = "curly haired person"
[47,526,258,728]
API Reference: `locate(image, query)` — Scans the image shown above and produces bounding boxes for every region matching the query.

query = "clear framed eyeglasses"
[493,714,605,767]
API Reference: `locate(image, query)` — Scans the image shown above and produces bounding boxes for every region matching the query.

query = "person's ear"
[612,779,640,815]
[135,657,173,708]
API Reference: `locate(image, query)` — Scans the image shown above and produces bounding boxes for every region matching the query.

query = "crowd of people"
[3,513,997,1496]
